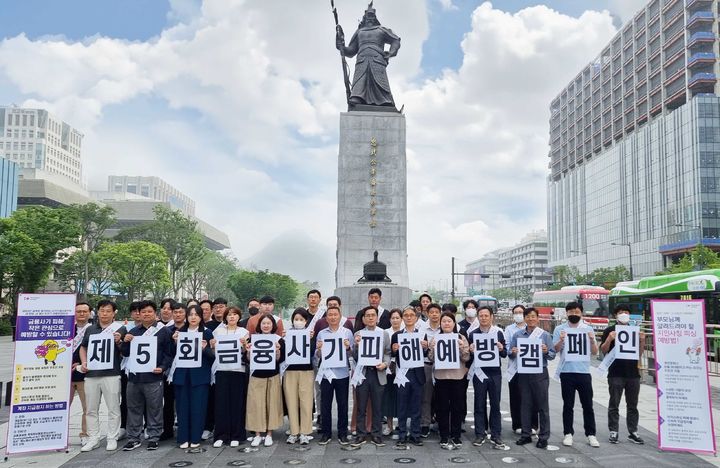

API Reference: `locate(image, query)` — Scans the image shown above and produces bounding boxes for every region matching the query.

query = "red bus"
[531,286,610,332]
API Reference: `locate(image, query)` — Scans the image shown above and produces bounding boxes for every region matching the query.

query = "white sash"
[307,307,326,332]
[591,346,617,378]
[73,323,91,352]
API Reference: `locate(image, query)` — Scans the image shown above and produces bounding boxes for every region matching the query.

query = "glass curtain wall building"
[548,0,720,278]
[0,156,18,218]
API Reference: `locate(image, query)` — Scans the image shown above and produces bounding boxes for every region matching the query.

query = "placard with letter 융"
[250,334,280,373]
[6,293,76,455]
[652,299,715,454]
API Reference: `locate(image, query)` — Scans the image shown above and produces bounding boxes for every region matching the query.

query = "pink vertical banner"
[651,299,716,454]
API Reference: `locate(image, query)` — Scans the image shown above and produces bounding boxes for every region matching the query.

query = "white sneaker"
[201,430,212,440]
[587,435,600,447]
[286,434,298,444]
[382,427,392,436]
[179,442,189,449]
[80,435,89,446]
[299,434,311,445]
[514,428,522,435]
[190,443,200,448]
[213,440,224,448]
[563,434,573,446]
[264,435,274,446]
[106,439,117,451]
[117,428,127,441]
[285,429,291,436]
[250,435,263,447]
[81,440,99,452]
[230,440,239,447]
[531,429,537,435]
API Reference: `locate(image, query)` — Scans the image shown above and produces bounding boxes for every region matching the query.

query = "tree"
[97,241,171,300]
[11,206,81,293]
[227,269,300,309]
[487,288,516,301]
[0,218,43,311]
[65,203,116,297]
[661,244,720,275]
[116,205,205,297]
[547,265,582,289]
[584,265,631,288]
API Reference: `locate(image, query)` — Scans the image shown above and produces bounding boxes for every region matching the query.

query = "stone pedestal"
[335,283,412,319]
[335,111,409,292]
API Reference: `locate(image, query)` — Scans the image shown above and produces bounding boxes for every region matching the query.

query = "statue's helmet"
[362,2,380,26]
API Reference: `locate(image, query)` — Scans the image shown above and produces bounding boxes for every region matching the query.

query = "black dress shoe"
[516,436,532,445]
[408,436,423,446]
[536,439,548,449]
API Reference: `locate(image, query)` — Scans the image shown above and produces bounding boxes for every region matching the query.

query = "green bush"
[0,316,13,336]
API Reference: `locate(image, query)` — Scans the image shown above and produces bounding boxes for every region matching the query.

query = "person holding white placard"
[246,315,285,447]
[71,302,92,445]
[382,309,403,439]
[428,312,470,449]
[170,305,215,449]
[79,300,127,452]
[315,306,355,446]
[504,304,537,435]
[468,306,507,449]
[120,300,174,451]
[390,306,429,447]
[508,307,555,449]
[211,306,250,448]
[600,304,644,445]
[419,303,442,438]
[351,306,391,447]
[283,308,316,445]
[553,302,599,448]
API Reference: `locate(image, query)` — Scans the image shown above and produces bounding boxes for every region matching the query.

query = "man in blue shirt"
[508,307,555,448]
[552,302,599,448]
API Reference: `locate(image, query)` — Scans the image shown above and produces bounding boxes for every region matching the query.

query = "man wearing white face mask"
[600,304,644,445]
[458,299,478,335]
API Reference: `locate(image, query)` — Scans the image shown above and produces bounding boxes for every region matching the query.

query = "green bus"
[609,268,720,324]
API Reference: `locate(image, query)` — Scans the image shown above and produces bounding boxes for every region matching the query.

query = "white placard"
[175,332,202,369]
[398,332,424,369]
[564,328,591,362]
[321,331,348,368]
[285,329,312,366]
[7,293,76,455]
[357,329,384,367]
[128,336,157,374]
[215,337,243,371]
[250,334,279,373]
[473,332,499,368]
[516,337,542,374]
[87,334,114,371]
[652,300,715,454]
[615,325,640,361]
[434,333,460,370]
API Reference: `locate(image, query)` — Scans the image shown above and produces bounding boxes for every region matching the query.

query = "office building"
[108,175,195,216]
[465,231,551,296]
[548,0,720,278]
[0,107,83,186]
[0,157,18,217]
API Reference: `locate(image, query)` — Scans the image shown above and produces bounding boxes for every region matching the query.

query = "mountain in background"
[241,230,335,293]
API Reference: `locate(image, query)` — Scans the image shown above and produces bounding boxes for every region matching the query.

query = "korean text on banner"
[6,293,76,455]
[652,299,715,454]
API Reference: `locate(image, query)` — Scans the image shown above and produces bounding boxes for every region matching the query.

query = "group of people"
[68,289,645,454]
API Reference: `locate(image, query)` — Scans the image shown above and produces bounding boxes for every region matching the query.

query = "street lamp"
[611,242,633,280]
[570,249,589,276]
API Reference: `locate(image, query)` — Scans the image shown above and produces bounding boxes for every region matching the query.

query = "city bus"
[609,269,720,324]
[531,286,610,331]
[468,295,498,313]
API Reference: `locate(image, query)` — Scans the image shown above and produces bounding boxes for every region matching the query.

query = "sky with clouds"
[0,0,648,294]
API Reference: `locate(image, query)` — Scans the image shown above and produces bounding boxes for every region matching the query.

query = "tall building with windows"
[464,250,501,294]
[0,156,18,217]
[497,230,552,293]
[107,175,195,216]
[0,107,83,186]
[548,0,720,279]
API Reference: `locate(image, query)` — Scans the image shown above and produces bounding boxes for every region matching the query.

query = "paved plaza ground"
[0,335,718,467]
